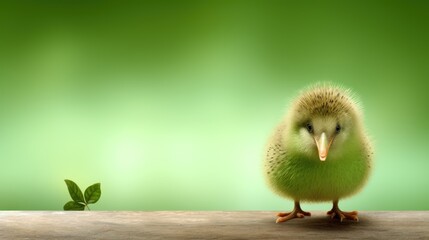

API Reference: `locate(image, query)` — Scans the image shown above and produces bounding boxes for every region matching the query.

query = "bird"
[264,83,373,223]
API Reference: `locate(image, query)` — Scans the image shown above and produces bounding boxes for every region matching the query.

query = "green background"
[0,1,428,211]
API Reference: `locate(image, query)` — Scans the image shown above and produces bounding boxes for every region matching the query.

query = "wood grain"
[0,211,427,239]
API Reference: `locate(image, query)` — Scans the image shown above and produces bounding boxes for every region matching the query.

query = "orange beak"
[315,132,333,161]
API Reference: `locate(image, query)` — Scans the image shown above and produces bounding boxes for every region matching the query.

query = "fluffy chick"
[264,83,373,223]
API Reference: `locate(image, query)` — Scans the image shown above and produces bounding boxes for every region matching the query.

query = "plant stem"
[86,205,91,211]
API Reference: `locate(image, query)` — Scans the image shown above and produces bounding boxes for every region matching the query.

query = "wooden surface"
[0,211,428,239]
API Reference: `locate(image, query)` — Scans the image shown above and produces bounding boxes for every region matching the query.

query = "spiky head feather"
[289,83,362,129]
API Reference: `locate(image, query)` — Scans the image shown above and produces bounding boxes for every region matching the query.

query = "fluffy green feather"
[264,83,373,203]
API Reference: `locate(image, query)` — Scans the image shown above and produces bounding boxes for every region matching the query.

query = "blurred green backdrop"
[0,1,428,211]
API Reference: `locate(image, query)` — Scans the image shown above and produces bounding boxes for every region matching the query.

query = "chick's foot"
[327,201,358,222]
[276,201,311,223]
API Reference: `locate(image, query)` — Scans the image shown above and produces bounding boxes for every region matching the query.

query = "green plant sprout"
[64,179,101,211]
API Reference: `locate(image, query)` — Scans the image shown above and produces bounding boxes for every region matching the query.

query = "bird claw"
[277,210,311,217]
[327,208,359,222]
[276,209,311,223]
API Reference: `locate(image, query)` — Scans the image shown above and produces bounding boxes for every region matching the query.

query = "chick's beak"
[315,132,331,161]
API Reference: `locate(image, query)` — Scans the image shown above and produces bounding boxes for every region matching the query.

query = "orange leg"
[327,199,359,222]
[276,201,311,223]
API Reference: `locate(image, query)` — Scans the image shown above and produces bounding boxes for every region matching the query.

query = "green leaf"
[64,179,85,203]
[63,201,85,211]
[84,183,101,204]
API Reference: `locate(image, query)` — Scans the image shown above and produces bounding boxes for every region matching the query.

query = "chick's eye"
[306,123,313,134]
[336,124,341,133]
